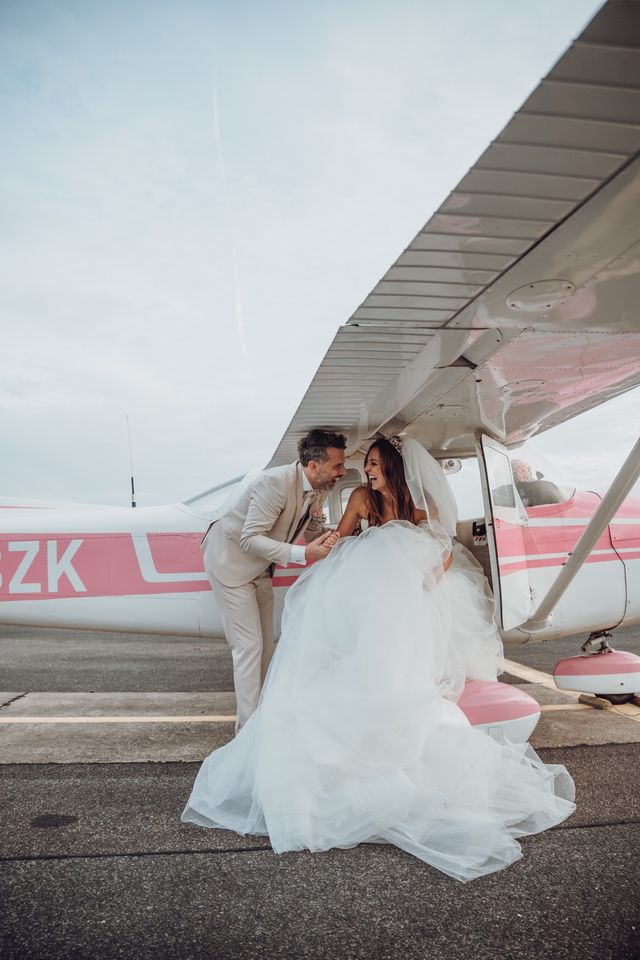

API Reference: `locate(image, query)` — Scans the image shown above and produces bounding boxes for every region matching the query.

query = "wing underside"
[269,0,640,465]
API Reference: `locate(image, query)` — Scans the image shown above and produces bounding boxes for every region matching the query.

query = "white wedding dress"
[182,519,575,881]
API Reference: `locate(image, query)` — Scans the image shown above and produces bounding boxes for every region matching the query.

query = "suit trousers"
[211,573,275,732]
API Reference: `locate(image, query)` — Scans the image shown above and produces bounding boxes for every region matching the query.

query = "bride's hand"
[305,531,340,562]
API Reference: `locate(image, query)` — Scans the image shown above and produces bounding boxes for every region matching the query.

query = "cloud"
[0,0,618,507]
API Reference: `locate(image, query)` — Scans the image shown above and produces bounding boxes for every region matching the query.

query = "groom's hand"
[305,531,340,562]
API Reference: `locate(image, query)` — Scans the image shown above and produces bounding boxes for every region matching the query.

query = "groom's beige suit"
[202,461,326,730]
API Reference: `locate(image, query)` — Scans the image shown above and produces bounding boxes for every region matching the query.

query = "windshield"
[509,443,575,508]
[182,476,245,517]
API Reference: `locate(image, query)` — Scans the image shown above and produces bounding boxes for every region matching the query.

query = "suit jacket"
[202,461,326,588]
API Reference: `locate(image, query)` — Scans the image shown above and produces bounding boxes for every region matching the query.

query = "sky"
[1,0,637,511]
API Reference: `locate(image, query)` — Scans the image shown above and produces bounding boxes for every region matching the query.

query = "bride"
[181,436,575,881]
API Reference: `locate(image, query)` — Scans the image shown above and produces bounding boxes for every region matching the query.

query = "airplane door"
[476,435,533,631]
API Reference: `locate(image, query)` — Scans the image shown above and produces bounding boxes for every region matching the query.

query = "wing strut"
[521,435,640,633]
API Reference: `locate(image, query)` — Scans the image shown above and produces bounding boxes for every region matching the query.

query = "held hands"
[305,530,340,562]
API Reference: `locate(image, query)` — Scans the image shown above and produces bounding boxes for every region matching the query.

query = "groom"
[202,429,347,731]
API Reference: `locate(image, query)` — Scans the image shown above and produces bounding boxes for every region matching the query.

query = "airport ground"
[1,622,639,960]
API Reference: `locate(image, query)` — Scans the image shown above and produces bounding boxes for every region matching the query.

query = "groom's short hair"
[298,430,347,466]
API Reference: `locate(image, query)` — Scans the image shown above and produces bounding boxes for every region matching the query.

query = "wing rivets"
[506,279,576,312]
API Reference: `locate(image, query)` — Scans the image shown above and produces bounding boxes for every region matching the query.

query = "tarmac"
[1,622,639,959]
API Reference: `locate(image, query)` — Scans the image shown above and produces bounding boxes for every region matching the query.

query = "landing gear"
[580,630,614,655]
[580,630,634,704]
[580,631,634,703]
[553,632,640,702]
[596,693,634,704]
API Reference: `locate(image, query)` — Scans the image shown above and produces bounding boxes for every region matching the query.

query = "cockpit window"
[484,446,517,509]
[510,449,574,507]
[183,476,244,516]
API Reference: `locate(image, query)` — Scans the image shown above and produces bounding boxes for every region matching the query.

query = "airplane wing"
[268,0,640,466]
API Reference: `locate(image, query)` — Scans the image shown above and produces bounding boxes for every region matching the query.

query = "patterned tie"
[292,491,316,542]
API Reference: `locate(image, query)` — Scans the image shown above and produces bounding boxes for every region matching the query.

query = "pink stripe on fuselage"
[0,532,209,601]
[494,492,640,577]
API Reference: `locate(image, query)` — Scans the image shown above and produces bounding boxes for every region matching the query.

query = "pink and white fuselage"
[1,488,639,743]
[2,493,638,641]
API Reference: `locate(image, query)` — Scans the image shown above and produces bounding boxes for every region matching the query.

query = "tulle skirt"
[182,522,575,881]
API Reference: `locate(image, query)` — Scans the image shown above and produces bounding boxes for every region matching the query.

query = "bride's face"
[364,448,387,495]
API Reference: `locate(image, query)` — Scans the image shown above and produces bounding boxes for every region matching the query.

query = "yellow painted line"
[0,715,236,725]
[0,681,635,726]
[504,658,640,724]
[0,706,592,724]
[502,658,581,699]
[612,704,640,723]
[538,703,591,712]
[503,658,561,687]
[615,703,640,717]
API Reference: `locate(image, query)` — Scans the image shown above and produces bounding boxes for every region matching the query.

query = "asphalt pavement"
[0,625,231,692]
[1,622,639,959]
[1,752,639,960]
[2,622,638,692]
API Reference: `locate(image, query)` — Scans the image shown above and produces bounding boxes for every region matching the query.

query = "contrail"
[212,81,252,375]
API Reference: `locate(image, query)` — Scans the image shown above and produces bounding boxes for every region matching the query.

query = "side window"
[484,446,516,509]
[182,475,245,520]
[340,486,359,515]
[481,441,528,525]
[326,468,363,524]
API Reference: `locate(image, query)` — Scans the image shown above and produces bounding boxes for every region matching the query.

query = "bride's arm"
[336,487,367,538]
[416,512,453,574]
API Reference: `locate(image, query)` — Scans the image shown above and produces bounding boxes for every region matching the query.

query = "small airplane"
[2,0,640,742]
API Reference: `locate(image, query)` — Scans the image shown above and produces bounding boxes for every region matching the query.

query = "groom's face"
[307,447,346,491]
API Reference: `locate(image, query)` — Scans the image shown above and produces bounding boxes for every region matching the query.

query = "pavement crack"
[3,820,640,865]
[558,817,640,832]
[0,845,274,864]
[0,692,28,711]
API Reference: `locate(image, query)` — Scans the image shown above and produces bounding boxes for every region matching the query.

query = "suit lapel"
[286,463,306,543]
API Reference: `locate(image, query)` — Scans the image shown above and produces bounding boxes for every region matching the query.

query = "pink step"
[457,679,540,726]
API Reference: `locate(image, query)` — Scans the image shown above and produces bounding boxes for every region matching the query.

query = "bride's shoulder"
[349,485,368,502]
[346,485,368,512]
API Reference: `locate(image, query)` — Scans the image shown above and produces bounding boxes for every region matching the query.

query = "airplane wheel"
[595,693,633,705]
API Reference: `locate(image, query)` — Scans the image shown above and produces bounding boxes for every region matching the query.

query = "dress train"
[182,522,575,881]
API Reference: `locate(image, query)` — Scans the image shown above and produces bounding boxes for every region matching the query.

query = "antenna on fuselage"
[126,414,136,508]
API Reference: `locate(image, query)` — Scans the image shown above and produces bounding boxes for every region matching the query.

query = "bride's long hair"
[364,438,415,526]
